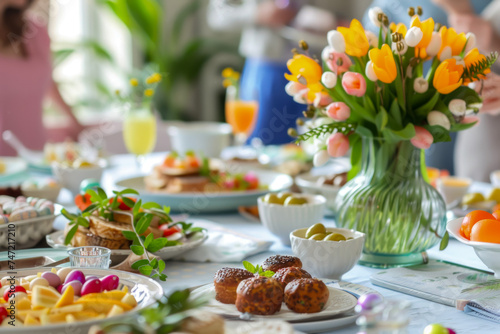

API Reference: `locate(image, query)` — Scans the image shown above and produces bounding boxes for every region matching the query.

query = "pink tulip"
[326,52,352,74]
[327,133,350,157]
[410,126,433,150]
[342,72,366,97]
[462,116,480,125]
[326,102,351,121]
[314,93,334,107]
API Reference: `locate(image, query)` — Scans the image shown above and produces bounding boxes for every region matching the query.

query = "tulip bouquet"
[285,7,497,178]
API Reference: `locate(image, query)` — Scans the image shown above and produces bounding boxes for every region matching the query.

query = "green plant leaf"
[135,214,153,235]
[147,238,174,253]
[375,107,389,131]
[142,202,162,210]
[86,189,101,202]
[125,0,161,49]
[82,203,99,214]
[150,258,158,269]
[76,217,90,228]
[61,208,77,220]
[122,230,137,241]
[133,199,142,217]
[139,264,153,276]
[384,123,416,140]
[144,233,154,248]
[424,125,452,143]
[158,259,166,273]
[131,245,144,255]
[119,188,140,196]
[450,120,478,132]
[98,188,108,199]
[121,196,136,208]
[64,225,79,245]
[389,99,402,128]
[414,91,439,118]
[131,259,149,270]
[172,0,200,43]
[440,231,450,250]
[262,270,275,277]
[242,260,256,273]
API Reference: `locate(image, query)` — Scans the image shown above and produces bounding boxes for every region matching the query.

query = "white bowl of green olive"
[258,192,326,246]
[290,223,365,280]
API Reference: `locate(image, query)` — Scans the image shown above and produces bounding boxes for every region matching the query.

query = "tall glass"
[225,85,259,146]
[123,106,157,169]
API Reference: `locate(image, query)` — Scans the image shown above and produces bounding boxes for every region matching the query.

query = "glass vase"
[333,137,446,268]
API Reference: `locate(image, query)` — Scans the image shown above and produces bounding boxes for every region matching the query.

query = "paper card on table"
[370,260,500,323]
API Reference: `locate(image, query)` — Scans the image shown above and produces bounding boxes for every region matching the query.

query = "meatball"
[284,278,330,313]
[273,267,312,289]
[261,255,302,272]
[235,276,284,315]
[214,267,254,304]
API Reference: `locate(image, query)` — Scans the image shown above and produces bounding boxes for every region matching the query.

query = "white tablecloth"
[49,153,499,334]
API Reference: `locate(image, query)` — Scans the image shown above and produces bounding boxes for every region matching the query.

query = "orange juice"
[225,100,258,135]
[441,178,471,187]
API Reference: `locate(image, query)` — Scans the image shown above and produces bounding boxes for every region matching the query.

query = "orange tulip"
[410,16,434,58]
[369,44,397,83]
[285,54,324,102]
[463,48,491,84]
[338,19,370,58]
[437,26,467,60]
[433,58,464,94]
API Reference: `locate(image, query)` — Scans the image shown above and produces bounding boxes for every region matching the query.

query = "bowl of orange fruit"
[446,206,500,278]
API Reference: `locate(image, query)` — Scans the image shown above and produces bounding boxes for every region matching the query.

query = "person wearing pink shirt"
[0,0,83,156]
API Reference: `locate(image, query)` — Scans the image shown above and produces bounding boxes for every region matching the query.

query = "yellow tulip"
[433,58,464,94]
[144,89,154,97]
[221,67,234,78]
[410,16,434,58]
[130,78,139,87]
[463,48,491,84]
[285,54,324,102]
[369,44,397,83]
[338,19,370,57]
[437,26,467,60]
[390,22,407,37]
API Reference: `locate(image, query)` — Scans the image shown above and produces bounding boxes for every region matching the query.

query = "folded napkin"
[173,220,272,263]
[464,302,500,324]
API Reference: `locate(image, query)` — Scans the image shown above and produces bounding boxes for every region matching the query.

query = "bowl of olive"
[290,223,365,279]
[257,192,326,245]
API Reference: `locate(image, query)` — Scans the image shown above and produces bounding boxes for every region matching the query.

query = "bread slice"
[70,226,131,249]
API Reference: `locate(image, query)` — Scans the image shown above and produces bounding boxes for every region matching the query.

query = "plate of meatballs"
[190,255,358,322]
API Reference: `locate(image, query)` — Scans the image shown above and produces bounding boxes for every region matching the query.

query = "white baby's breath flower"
[321,72,337,89]
[313,150,330,167]
[365,61,378,82]
[413,77,429,93]
[426,32,442,57]
[368,7,384,27]
[327,30,346,53]
[449,99,467,116]
[405,27,423,47]
[427,111,451,130]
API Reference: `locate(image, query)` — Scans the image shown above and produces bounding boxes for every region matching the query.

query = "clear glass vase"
[333,137,447,268]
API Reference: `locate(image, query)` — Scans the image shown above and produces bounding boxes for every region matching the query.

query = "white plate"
[114,170,293,213]
[0,267,162,333]
[0,157,28,182]
[46,229,208,260]
[190,279,357,322]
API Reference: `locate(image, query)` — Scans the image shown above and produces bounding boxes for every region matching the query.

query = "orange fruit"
[470,219,500,243]
[493,210,500,220]
[461,210,495,239]
[493,203,500,213]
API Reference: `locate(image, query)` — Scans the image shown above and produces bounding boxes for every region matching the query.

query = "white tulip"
[405,27,423,47]
[414,77,429,93]
[368,7,384,27]
[468,102,483,110]
[439,46,452,61]
[322,45,333,62]
[365,61,378,82]
[427,111,451,130]
[327,30,346,53]
[453,56,465,67]
[285,82,303,96]
[392,40,408,55]
[426,32,442,57]
[313,150,330,167]
[465,33,476,54]
[449,99,467,116]
[406,65,414,79]
[365,30,379,48]
[293,91,308,105]
[321,72,337,89]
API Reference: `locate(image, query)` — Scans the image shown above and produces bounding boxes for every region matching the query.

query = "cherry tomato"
[159,224,180,237]
[109,197,136,210]
[3,286,26,302]
[74,193,92,211]
[0,306,8,323]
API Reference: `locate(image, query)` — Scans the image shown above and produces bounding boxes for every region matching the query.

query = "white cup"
[490,170,500,187]
[166,122,232,158]
[436,176,472,205]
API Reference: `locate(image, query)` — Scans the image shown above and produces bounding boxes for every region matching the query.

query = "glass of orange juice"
[225,85,259,146]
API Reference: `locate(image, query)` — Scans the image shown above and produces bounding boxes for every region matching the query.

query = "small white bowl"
[22,185,61,202]
[52,160,105,194]
[490,170,500,187]
[295,172,347,212]
[447,218,500,278]
[258,193,326,245]
[436,176,472,205]
[290,227,365,280]
[167,122,232,158]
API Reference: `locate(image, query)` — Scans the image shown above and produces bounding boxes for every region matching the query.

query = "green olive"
[305,223,326,238]
[277,192,293,204]
[309,233,327,240]
[284,196,308,206]
[263,193,281,204]
[324,233,347,242]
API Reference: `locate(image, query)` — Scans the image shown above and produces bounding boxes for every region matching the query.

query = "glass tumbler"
[68,246,111,269]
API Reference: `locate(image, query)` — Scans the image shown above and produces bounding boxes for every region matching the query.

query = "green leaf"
[144,233,154,248]
[64,224,79,245]
[147,238,172,253]
[131,259,149,270]
[135,214,153,235]
[77,217,90,228]
[125,0,161,49]
[389,99,402,128]
[347,134,362,180]
[450,121,478,132]
[142,202,162,210]
[86,189,100,202]
[424,125,452,143]
[355,124,374,138]
[139,264,153,276]
[384,123,416,140]
[61,208,77,220]
[415,91,439,118]
[97,188,108,200]
[242,261,256,273]
[131,245,144,255]
[443,85,482,105]
[158,259,166,273]
[440,231,450,251]
[122,230,137,241]
[172,0,200,43]
[187,227,205,233]
[150,258,158,269]
[121,196,136,208]
[262,270,275,278]
[169,289,190,306]
[82,203,99,214]
[375,107,389,131]
[119,188,140,196]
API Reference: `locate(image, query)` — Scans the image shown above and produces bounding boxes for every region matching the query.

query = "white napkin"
[173,220,272,263]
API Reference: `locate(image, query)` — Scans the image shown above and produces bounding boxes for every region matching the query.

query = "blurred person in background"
[362,0,495,181]
[0,0,83,156]
[207,0,336,145]
[431,0,500,182]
